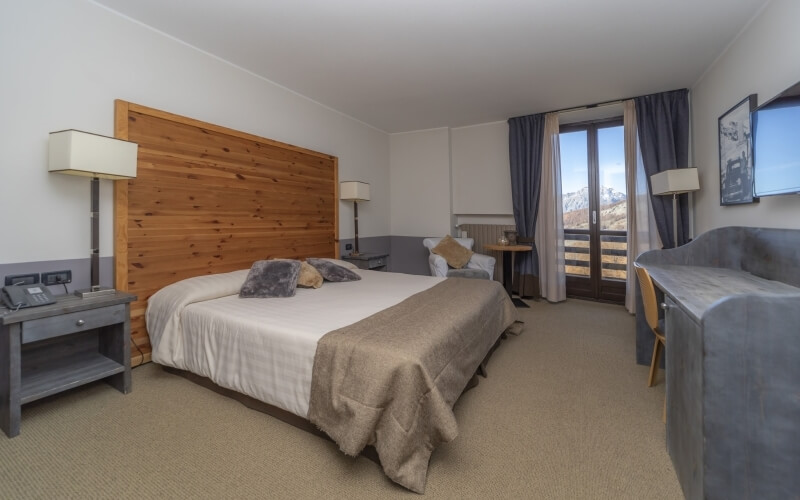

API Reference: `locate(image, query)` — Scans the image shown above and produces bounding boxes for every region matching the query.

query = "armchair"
[422,237,495,280]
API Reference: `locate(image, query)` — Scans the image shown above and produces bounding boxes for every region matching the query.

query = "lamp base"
[74,286,116,298]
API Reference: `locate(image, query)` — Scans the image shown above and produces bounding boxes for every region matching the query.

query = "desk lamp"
[651,167,699,248]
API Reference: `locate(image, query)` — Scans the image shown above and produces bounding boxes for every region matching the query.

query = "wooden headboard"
[113,100,339,363]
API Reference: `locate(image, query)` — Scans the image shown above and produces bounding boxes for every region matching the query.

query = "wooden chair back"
[634,263,660,332]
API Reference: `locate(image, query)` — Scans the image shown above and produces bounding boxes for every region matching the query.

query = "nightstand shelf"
[21,348,126,405]
[342,253,389,271]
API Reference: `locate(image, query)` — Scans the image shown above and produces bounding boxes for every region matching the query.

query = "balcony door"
[559,118,627,303]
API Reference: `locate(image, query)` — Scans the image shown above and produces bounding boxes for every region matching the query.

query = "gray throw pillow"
[240,259,301,298]
[306,258,361,282]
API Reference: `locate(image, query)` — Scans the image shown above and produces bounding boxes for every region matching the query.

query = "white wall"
[391,0,800,243]
[451,121,513,216]
[389,128,452,237]
[0,0,389,265]
[692,0,800,233]
[389,122,516,235]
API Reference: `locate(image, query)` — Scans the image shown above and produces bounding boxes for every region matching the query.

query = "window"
[560,119,626,302]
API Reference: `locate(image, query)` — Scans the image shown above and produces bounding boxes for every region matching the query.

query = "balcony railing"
[564,229,627,280]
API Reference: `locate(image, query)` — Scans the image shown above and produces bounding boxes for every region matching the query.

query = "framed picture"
[719,94,758,205]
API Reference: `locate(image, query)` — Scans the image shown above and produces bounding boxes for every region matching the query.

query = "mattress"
[146,268,445,417]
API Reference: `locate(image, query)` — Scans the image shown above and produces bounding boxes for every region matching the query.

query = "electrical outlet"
[42,270,72,286]
[345,243,353,250]
[4,273,40,286]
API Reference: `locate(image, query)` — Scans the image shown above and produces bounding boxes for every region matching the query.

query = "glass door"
[560,118,627,303]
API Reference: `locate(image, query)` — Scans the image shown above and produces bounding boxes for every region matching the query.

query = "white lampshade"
[651,168,699,195]
[49,129,138,179]
[340,181,370,201]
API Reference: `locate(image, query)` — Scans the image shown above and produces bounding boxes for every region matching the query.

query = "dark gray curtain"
[635,89,690,248]
[508,114,545,296]
[634,89,689,366]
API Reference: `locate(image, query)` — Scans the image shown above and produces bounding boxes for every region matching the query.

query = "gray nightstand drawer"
[22,304,126,344]
[342,253,389,271]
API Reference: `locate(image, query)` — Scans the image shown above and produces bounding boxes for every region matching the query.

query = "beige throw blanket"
[307,278,518,493]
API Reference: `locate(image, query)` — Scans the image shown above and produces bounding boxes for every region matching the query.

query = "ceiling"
[93,0,769,133]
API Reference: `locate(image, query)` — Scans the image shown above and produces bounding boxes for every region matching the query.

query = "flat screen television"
[752,81,800,197]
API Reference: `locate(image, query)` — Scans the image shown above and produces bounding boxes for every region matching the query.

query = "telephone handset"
[2,283,56,310]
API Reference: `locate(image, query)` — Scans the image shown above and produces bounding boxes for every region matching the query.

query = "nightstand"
[0,291,136,437]
[341,253,389,271]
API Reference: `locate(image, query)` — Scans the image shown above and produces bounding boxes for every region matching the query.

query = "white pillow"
[314,258,359,270]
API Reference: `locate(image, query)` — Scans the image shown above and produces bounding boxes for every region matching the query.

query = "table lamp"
[49,130,138,297]
[340,181,370,256]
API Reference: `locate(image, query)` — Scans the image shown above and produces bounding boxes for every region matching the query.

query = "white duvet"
[146,268,444,417]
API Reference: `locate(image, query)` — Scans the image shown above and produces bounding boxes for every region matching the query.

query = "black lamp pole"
[90,176,100,290]
[352,200,360,256]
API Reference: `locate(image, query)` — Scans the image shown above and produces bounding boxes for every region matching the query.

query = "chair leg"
[648,339,663,387]
[662,395,667,424]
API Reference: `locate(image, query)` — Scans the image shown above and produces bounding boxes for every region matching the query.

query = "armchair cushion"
[431,235,473,269]
[422,236,495,279]
[466,252,496,275]
[447,268,490,280]
[428,253,450,277]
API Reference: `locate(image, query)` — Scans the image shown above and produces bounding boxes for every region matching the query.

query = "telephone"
[2,283,56,309]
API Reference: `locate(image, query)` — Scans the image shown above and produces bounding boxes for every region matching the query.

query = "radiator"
[458,224,515,284]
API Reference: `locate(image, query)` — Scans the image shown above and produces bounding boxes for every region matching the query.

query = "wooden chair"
[634,263,666,421]
[634,263,665,386]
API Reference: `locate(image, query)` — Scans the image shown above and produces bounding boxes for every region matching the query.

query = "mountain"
[562,186,628,230]
[562,186,626,212]
[563,199,627,230]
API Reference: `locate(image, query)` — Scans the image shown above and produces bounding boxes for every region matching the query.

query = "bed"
[112,101,519,492]
[146,262,518,493]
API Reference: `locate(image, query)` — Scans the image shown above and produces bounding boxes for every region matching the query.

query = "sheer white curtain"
[624,100,662,313]
[535,112,566,302]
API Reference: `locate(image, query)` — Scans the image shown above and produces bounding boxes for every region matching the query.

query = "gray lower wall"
[338,235,391,262]
[339,235,428,275]
[3,236,430,293]
[389,236,430,276]
[0,257,114,295]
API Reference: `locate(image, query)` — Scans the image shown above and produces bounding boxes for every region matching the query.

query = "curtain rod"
[528,88,689,117]
[554,98,625,115]
[508,97,628,120]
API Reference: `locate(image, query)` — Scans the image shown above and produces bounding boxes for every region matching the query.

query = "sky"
[753,104,800,195]
[559,125,626,195]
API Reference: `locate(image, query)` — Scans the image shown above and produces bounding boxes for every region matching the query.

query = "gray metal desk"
[645,264,800,321]
[639,261,800,499]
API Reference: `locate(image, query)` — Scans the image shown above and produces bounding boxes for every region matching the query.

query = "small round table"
[484,244,532,308]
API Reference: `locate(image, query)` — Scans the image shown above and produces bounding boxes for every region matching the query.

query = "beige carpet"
[0,299,682,499]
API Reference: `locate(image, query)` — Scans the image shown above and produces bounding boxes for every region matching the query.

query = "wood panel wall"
[114,101,339,364]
